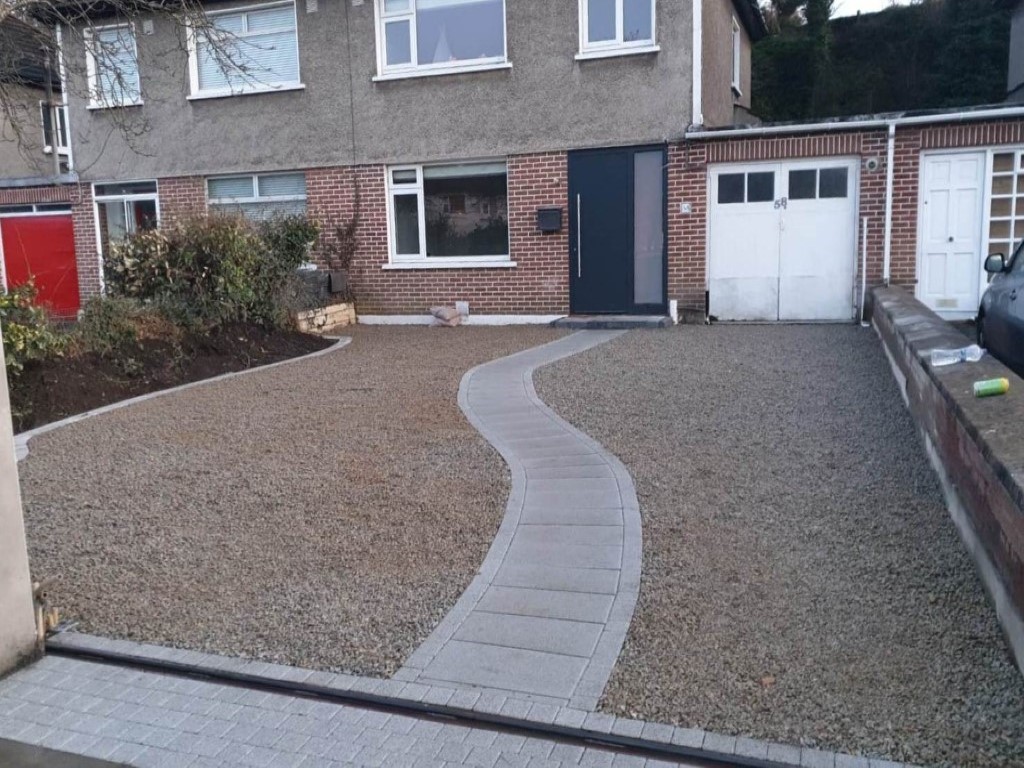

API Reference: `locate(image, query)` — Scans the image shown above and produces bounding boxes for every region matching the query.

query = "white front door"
[708,159,858,321]
[918,152,985,317]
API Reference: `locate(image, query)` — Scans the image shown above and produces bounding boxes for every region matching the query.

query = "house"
[27,0,763,320]
[0,18,69,180]
[10,0,1024,325]
[0,18,79,319]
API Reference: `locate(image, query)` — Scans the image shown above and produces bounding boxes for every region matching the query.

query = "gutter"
[0,173,78,189]
[684,104,1024,139]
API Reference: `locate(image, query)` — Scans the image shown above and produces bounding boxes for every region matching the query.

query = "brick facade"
[671,117,1024,314]
[158,176,206,224]
[305,152,570,316]
[0,186,71,206]
[60,116,1024,318]
[70,183,100,301]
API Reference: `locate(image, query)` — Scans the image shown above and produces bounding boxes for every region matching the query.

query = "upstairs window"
[40,102,69,154]
[376,0,508,78]
[579,0,656,58]
[207,172,307,219]
[85,24,141,108]
[190,2,301,98]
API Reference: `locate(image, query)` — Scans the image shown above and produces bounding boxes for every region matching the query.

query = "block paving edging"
[13,336,353,462]
[45,630,918,768]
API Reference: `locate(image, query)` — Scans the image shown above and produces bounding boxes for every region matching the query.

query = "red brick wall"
[306,152,570,316]
[667,142,709,311]
[0,186,71,206]
[158,176,206,224]
[70,183,100,303]
[65,116,1024,318]
[671,118,1024,314]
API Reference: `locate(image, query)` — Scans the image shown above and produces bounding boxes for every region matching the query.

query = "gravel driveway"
[535,325,1024,768]
[20,325,563,678]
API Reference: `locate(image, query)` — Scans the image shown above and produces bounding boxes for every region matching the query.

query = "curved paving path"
[397,330,642,711]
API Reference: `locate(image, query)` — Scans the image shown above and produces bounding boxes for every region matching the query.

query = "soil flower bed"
[11,322,330,432]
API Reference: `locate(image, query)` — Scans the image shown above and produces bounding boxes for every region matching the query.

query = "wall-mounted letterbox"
[536,207,563,234]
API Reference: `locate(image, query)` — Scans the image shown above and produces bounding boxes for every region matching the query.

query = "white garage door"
[709,159,858,321]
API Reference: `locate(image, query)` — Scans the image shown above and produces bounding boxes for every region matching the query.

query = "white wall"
[0,326,38,675]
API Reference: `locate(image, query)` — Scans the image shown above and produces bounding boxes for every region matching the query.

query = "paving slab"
[476,586,614,624]
[492,563,621,595]
[419,642,590,699]
[397,330,643,708]
[452,613,604,657]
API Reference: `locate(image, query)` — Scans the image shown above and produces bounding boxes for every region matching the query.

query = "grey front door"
[568,146,667,315]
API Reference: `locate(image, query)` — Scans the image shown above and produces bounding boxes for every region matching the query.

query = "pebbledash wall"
[57,116,1024,318]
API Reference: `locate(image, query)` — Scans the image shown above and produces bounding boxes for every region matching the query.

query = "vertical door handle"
[576,193,583,279]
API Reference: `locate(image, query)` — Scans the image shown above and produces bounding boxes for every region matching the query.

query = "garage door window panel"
[819,168,849,198]
[788,170,816,200]
[718,173,745,204]
[747,172,775,203]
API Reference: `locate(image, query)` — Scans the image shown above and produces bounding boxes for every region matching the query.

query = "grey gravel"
[534,324,1024,768]
[19,325,564,678]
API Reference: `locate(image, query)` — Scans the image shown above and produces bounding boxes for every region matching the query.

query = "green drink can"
[973,378,1010,398]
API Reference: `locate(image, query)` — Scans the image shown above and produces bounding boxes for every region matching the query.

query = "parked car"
[978,240,1024,376]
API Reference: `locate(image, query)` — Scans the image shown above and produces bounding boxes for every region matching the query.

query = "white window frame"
[372,0,511,82]
[383,162,515,270]
[187,0,304,100]
[206,171,307,209]
[731,17,742,95]
[576,0,658,61]
[39,101,69,155]
[92,180,161,291]
[84,23,143,109]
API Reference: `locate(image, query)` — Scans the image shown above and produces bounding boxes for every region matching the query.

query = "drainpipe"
[882,121,896,285]
[691,0,703,126]
[55,24,72,174]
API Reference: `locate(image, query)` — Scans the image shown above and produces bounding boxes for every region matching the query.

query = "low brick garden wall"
[871,286,1024,674]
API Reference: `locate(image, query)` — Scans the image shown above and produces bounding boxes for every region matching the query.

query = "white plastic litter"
[930,344,984,367]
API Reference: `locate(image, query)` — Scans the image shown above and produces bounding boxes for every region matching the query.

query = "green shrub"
[104,214,321,329]
[76,297,140,357]
[0,283,66,375]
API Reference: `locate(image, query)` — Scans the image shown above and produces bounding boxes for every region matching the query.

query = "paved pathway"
[0,655,697,768]
[397,331,642,711]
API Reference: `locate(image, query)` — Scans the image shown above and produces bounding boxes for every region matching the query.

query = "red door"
[0,215,80,318]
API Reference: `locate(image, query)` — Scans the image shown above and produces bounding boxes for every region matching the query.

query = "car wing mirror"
[985,253,1007,274]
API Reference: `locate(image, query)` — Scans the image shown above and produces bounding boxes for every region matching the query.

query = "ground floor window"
[386,161,510,264]
[94,181,159,255]
[207,172,307,220]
